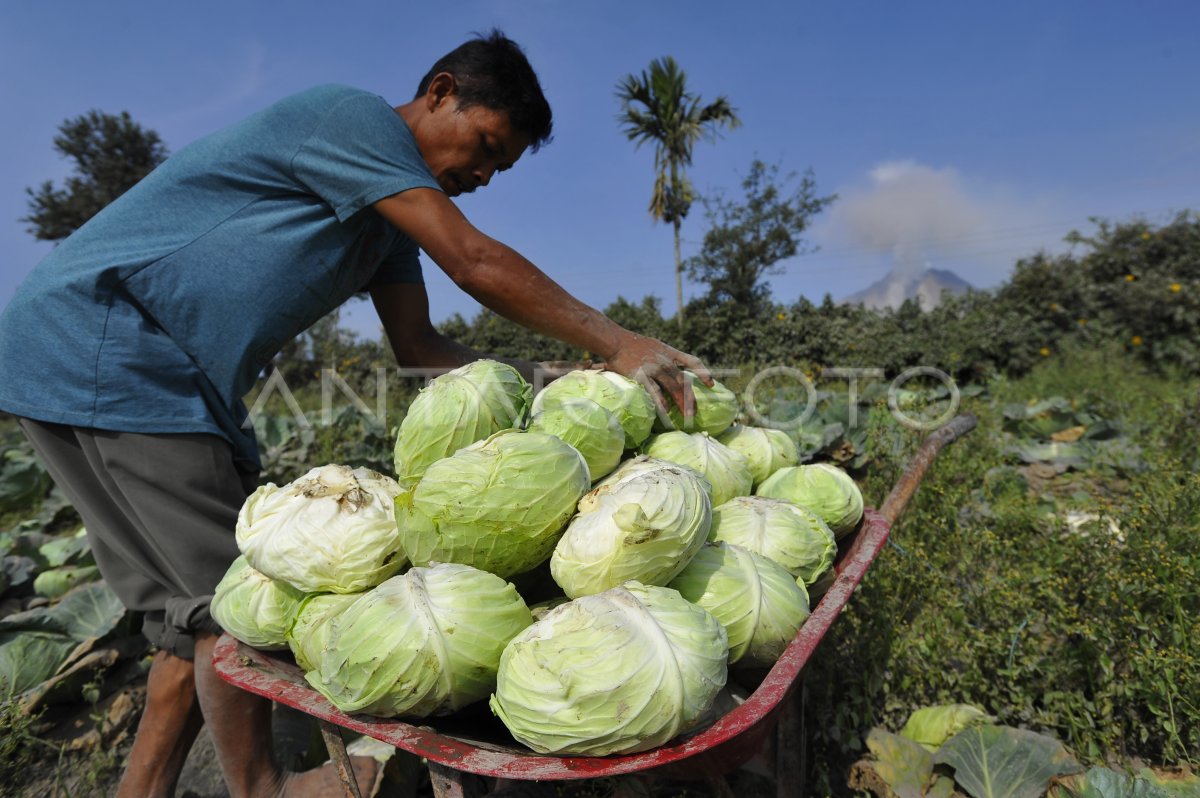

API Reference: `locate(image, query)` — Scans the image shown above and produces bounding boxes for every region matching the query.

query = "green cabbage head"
[755,462,864,538]
[210,555,307,650]
[655,377,739,436]
[708,496,836,586]
[32,565,100,600]
[715,424,800,487]
[642,431,753,507]
[393,360,532,489]
[236,464,406,593]
[305,563,533,718]
[527,395,625,481]
[531,369,656,449]
[490,581,728,755]
[900,704,995,751]
[287,592,362,672]
[395,430,590,578]
[550,459,711,598]
[669,542,810,667]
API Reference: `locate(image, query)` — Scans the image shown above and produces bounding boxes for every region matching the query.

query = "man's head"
[415,29,552,153]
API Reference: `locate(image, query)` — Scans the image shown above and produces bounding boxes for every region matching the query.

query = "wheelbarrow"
[214,413,977,797]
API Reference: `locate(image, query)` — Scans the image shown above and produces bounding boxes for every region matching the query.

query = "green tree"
[686,160,835,310]
[22,110,168,242]
[616,56,741,327]
[436,309,579,363]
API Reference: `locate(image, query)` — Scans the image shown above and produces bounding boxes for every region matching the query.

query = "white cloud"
[837,161,986,275]
[821,160,1072,288]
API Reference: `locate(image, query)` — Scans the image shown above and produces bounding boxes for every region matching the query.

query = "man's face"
[417,102,532,198]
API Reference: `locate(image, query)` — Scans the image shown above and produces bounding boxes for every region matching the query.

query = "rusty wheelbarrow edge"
[212,508,893,781]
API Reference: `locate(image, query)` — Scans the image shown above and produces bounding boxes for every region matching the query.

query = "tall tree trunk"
[673,217,684,332]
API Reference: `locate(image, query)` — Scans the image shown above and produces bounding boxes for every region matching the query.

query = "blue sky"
[2,0,1197,338]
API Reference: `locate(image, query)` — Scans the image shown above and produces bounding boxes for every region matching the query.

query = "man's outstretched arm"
[372,188,712,413]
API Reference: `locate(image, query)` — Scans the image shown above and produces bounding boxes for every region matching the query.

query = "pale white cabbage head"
[668,542,810,667]
[287,592,362,672]
[527,395,625,481]
[489,581,728,755]
[531,369,656,449]
[209,555,306,651]
[236,465,405,593]
[599,454,712,500]
[708,496,837,586]
[641,431,753,507]
[716,424,800,487]
[394,430,590,578]
[755,463,865,538]
[393,360,532,489]
[305,563,533,718]
[655,377,739,437]
[550,459,712,598]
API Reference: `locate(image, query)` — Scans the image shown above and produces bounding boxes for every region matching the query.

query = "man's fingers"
[653,363,693,420]
[682,355,714,387]
[676,374,697,420]
[634,369,670,418]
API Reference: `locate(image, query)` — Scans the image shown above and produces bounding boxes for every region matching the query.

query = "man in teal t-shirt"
[0,30,712,798]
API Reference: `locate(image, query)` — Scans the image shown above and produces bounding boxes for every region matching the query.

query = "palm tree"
[617,57,741,327]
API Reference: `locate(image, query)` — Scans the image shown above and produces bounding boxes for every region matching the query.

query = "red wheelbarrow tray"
[212,506,894,782]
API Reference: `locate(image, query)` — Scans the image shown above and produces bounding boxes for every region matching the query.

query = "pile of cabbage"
[211,359,865,756]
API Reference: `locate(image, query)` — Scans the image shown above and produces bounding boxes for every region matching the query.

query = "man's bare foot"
[274,755,383,797]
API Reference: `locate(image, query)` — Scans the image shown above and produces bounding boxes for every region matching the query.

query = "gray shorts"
[17,418,259,660]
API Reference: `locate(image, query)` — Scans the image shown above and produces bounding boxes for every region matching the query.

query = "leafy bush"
[801,351,1199,794]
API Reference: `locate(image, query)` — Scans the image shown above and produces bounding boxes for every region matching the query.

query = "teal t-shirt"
[0,85,441,469]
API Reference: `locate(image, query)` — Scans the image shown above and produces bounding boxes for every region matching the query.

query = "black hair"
[415,29,553,152]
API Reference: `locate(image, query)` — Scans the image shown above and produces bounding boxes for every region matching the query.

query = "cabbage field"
[0,341,1197,797]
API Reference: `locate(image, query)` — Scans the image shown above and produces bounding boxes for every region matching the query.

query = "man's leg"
[18,422,379,797]
[192,631,287,797]
[193,631,381,798]
[115,649,205,798]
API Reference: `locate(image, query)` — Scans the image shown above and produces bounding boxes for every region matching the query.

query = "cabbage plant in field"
[642,431,753,507]
[236,464,405,593]
[531,369,657,449]
[527,395,625,481]
[655,377,739,436]
[755,462,864,538]
[209,556,306,651]
[716,424,800,487]
[550,459,711,598]
[32,565,100,600]
[0,583,126,698]
[287,592,362,672]
[393,360,532,489]
[708,496,836,586]
[305,563,533,718]
[669,542,810,667]
[490,581,728,755]
[901,703,995,751]
[394,430,590,578]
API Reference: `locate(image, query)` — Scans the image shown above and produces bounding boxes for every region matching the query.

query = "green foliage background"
[800,348,1198,793]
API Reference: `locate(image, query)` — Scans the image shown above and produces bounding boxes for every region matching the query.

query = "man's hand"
[603,333,714,420]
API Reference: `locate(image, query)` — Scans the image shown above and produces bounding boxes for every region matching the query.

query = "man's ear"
[424,72,458,111]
